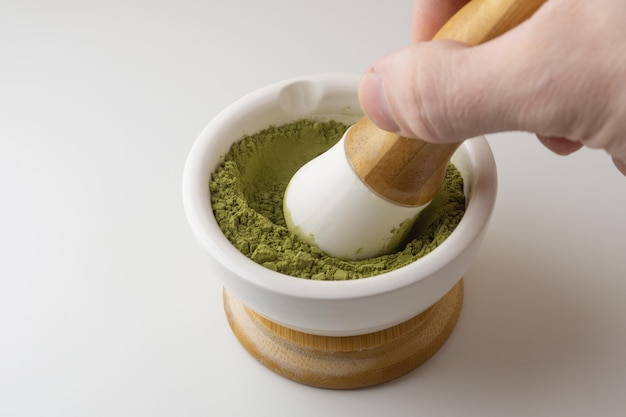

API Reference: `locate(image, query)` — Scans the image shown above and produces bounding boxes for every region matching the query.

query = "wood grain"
[223,280,463,389]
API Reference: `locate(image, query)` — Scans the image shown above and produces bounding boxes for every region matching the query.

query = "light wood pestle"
[345,0,547,206]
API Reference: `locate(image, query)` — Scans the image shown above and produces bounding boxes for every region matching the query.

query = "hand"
[358,0,626,175]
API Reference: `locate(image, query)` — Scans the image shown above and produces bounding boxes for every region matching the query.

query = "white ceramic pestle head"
[283,128,430,261]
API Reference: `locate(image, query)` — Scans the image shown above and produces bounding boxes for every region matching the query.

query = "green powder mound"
[209,119,466,280]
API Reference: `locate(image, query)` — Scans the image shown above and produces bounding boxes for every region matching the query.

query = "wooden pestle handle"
[346,0,547,206]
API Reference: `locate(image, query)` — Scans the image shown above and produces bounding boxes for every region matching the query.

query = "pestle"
[284,0,546,260]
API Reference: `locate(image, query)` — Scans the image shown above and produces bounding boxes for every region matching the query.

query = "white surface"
[1,1,625,416]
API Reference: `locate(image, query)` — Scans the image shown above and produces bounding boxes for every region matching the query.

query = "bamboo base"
[223,279,463,389]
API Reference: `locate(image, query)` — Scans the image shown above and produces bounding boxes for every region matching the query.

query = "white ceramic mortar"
[182,73,497,336]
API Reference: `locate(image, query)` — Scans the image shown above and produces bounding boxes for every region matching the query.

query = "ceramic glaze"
[182,73,497,336]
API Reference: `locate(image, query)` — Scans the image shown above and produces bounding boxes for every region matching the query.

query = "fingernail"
[537,135,583,155]
[359,70,400,133]
[613,157,626,176]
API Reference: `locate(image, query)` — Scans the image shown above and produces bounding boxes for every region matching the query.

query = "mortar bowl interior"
[182,73,497,336]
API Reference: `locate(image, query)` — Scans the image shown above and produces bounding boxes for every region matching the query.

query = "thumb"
[358,38,532,143]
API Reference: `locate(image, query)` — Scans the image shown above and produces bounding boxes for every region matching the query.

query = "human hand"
[358,0,626,175]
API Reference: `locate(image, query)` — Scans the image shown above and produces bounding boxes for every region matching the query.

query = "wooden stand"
[223,279,463,389]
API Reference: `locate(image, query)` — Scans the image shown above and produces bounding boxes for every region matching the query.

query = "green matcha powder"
[210,119,466,280]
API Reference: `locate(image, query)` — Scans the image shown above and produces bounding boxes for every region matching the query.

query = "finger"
[411,0,469,42]
[536,135,584,156]
[359,38,525,142]
[613,157,626,176]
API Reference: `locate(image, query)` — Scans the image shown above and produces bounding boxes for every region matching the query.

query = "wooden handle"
[347,0,546,206]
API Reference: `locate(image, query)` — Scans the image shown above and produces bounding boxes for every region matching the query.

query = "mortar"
[182,73,497,388]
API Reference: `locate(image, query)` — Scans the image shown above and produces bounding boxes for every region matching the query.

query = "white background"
[2,1,625,416]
